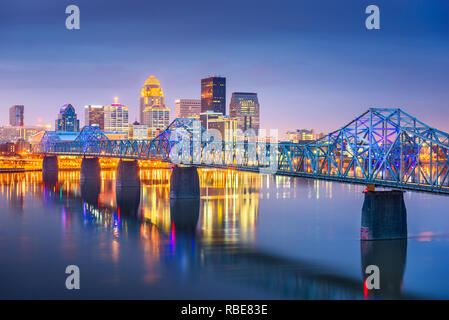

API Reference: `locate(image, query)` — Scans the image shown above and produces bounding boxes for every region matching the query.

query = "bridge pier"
[42,155,58,182]
[81,157,101,184]
[361,190,407,240]
[116,160,140,188]
[169,165,200,199]
[116,160,141,215]
[80,158,101,205]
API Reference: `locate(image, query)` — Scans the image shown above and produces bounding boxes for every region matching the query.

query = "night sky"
[0,0,448,134]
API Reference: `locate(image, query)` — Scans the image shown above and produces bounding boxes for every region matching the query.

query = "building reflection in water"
[140,169,171,232]
[199,169,260,245]
[0,167,413,299]
[0,172,48,213]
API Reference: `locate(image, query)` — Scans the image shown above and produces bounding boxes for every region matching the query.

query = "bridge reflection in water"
[0,168,414,299]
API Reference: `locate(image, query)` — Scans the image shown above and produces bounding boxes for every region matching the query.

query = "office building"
[285,129,315,143]
[174,99,201,119]
[9,105,24,127]
[0,142,16,156]
[104,98,129,134]
[56,104,80,132]
[201,76,226,116]
[129,121,149,140]
[229,92,260,132]
[0,125,49,143]
[200,111,236,142]
[143,105,170,138]
[84,105,104,130]
[140,75,165,124]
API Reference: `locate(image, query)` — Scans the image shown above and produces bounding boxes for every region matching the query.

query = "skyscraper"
[9,105,24,126]
[201,76,226,115]
[143,105,170,138]
[140,75,165,124]
[84,105,104,130]
[201,113,237,142]
[229,92,260,132]
[104,98,129,134]
[174,99,201,119]
[56,104,80,132]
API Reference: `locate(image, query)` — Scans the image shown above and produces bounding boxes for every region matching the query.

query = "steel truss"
[38,109,449,194]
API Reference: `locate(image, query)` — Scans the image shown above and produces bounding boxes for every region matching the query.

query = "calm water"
[1,168,449,299]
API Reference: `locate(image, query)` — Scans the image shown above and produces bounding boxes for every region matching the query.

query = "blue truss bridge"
[37,108,449,195]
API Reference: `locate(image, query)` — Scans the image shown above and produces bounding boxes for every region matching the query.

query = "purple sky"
[0,0,448,134]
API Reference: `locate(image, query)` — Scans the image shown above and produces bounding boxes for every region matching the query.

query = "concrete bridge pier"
[169,165,200,199]
[81,157,101,184]
[42,155,59,183]
[116,160,141,216]
[79,157,101,205]
[80,157,101,205]
[116,160,140,188]
[361,190,407,240]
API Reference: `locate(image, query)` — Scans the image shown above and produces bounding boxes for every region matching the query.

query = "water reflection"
[0,168,433,299]
[80,176,101,207]
[43,169,58,195]
[116,185,141,217]
[361,240,407,299]
[68,169,354,298]
[170,199,200,234]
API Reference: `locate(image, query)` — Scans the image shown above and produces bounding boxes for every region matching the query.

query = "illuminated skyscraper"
[201,76,226,115]
[229,92,260,132]
[56,104,80,132]
[9,105,24,126]
[104,98,129,134]
[140,75,165,124]
[175,99,201,119]
[200,111,236,142]
[143,105,170,138]
[84,105,104,130]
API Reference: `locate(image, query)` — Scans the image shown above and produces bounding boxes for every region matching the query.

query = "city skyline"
[1,1,449,303]
[1,0,448,134]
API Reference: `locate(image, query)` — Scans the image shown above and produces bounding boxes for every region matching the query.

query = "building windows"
[229,92,260,132]
[104,102,129,134]
[201,76,226,116]
[56,104,80,132]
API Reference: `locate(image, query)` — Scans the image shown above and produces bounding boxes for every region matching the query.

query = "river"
[0,168,448,299]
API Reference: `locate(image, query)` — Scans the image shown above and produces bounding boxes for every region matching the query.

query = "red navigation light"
[364,279,368,299]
